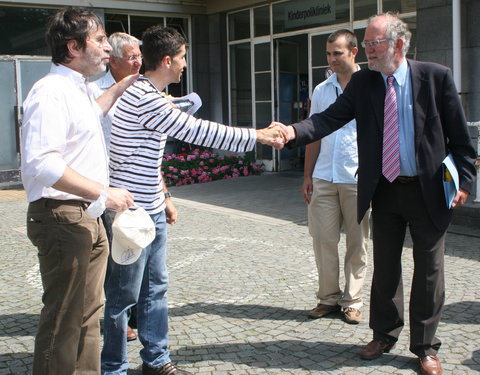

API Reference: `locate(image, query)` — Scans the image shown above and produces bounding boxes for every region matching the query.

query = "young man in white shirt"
[21,8,135,374]
[302,29,370,324]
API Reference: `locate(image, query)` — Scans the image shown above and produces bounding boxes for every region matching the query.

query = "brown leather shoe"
[419,355,443,375]
[127,325,137,341]
[308,303,340,319]
[359,339,395,360]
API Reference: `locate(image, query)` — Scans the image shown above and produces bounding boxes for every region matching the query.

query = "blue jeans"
[101,210,170,374]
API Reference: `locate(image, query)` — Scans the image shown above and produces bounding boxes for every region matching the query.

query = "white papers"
[442,153,459,209]
[170,92,202,115]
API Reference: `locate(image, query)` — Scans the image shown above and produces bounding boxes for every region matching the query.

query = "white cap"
[111,206,155,265]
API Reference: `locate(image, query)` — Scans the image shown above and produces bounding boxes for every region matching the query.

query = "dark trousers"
[27,198,109,375]
[370,178,446,357]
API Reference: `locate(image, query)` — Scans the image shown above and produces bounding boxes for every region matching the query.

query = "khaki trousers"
[308,179,370,309]
[27,199,108,375]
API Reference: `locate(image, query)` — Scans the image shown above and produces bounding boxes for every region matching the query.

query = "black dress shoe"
[359,339,395,360]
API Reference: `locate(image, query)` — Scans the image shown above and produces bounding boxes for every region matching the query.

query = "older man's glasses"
[361,38,393,48]
[116,54,143,61]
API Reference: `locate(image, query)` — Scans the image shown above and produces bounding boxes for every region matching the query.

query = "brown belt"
[32,198,89,209]
[394,176,418,183]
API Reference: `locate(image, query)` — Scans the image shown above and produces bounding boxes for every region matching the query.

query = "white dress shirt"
[21,64,109,202]
[309,73,359,184]
[91,70,116,150]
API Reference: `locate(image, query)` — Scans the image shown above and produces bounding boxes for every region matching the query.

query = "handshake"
[256,122,296,150]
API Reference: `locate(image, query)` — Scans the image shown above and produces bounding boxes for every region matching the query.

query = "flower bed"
[162,148,264,187]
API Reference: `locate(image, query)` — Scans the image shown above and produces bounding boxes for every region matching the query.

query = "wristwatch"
[164,191,172,199]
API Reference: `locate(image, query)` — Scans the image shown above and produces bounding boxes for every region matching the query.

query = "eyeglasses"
[116,54,143,61]
[361,38,393,48]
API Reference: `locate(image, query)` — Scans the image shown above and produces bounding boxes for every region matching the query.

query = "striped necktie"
[382,75,400,182]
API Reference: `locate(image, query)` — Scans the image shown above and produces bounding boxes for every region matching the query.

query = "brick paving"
[0,173,479,374]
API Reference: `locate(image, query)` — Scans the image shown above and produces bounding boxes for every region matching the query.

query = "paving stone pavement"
[0,172,479,375]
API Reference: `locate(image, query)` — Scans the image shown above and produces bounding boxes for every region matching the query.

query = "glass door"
[253,41,275,170]
[274,35,309,171]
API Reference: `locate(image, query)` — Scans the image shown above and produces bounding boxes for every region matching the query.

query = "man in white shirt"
[302,29,370,324]
[93,32,142,151]
[21,8,135,374]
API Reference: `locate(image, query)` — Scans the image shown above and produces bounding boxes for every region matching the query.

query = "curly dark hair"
[46,7,103,65]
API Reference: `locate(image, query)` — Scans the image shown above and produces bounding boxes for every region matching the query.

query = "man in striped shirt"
[101,26,284,375]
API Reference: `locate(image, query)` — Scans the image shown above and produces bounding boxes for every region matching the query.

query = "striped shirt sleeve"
[137,89,256,153]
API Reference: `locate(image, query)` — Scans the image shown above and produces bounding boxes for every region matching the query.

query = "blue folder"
[442,154,459,209]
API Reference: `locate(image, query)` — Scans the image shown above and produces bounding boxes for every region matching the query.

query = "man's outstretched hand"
[256,125,288,150]
[256,122,296,149]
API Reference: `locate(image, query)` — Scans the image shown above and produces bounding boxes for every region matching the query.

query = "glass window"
[403,16,417,60]
[130,15,165,40]
[0,60,17,169]
[0,6,58,55]
[383,0,416,14]
[311,34,329,68]
[230,43,252,127]
[273,0,349,34]
[254,6,270,37]
[312,67,331,89]
[255,101,271,125]
[105,13,129,34]
[255,73,271,101]
[354,28,367,65]
[167,17,189,39]
[354,0,377,21]
[255,102,273,159]
[278,42,298,73]
[254,43,270,72]
[228,10,250,41]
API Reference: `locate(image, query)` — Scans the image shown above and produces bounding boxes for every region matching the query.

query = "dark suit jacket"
[289,59,477,231]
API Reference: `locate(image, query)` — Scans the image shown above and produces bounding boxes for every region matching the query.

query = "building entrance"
[274,35,309,171]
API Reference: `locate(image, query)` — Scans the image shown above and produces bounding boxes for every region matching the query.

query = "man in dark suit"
[274,12,476,375]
